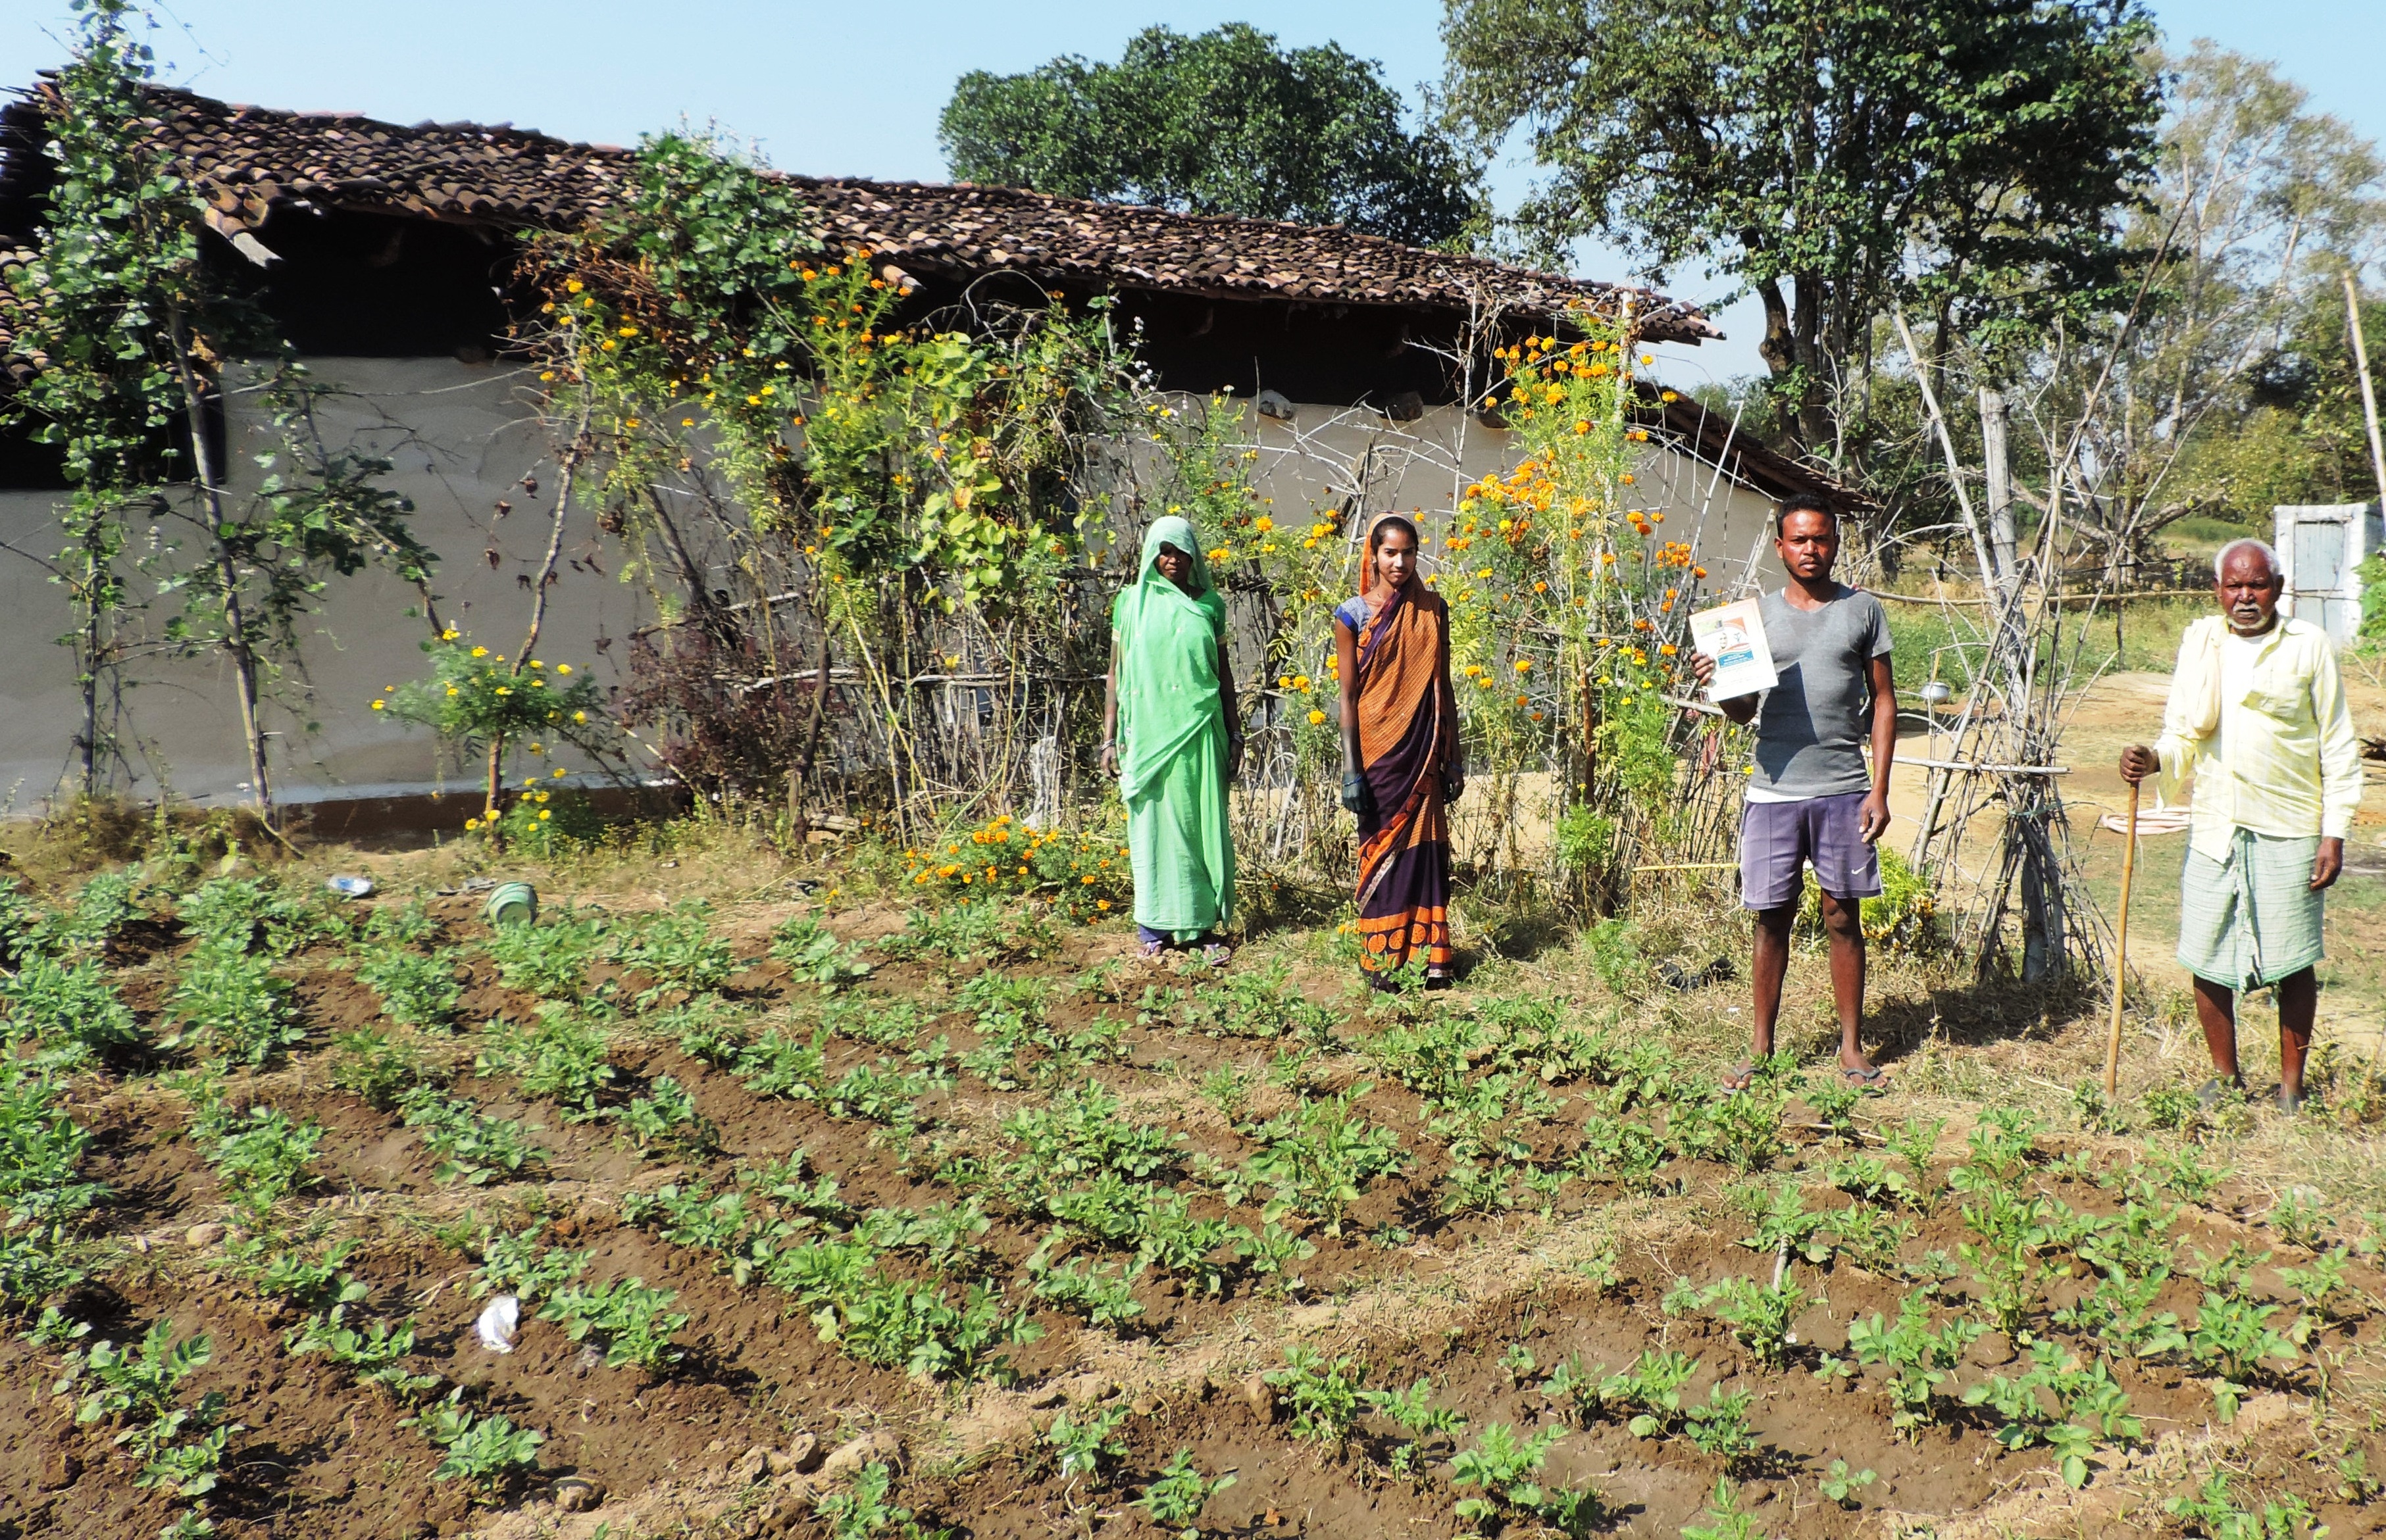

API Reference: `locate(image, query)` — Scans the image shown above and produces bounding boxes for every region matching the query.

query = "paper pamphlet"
[1688,597,1777,701]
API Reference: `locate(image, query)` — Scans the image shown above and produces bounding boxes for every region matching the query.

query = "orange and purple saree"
[1336,570,1458,977]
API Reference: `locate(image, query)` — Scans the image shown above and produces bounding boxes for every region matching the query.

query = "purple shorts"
[1740,791,1882,910]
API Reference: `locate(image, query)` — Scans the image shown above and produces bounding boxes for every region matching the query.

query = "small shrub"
[900,815,1129,918]
[166,942,305,1066]
[288,1306,440,1399]
[815,1459,942,1540]
[1450,1422,1567,1532]
[475,1005,615,1118]
[771,914,873,990]
[1231,1085,1407,1235]
[0,955,141,1063]
[1267,1345,1369,1449]
[878,898,1057,964]
[1045,1405,1129,1483]
[469,1223,590,1303]
[482,912,607,1000]
[611,901,741,1005]
[329,1027,432,1110]
[203,1106,322,1209]
[353,949,464,1031]
[613,1075,721,1158]
[179,876,340,956]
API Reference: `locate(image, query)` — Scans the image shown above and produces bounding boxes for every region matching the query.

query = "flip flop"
[1202,943,1234,968]
[1839,1064,1891,1091]
[1138,937,1168,960]
[1719,1063,1756,1095]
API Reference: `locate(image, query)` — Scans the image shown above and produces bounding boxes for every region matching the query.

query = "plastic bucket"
[485,882,538,928]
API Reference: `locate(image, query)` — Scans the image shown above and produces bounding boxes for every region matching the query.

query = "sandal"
[1201,942,1234,968]
[1838,1064,1891,1092]
[1424,966,1452,991]
[1138,937,1168,961]
[1719,1063,1756,1095]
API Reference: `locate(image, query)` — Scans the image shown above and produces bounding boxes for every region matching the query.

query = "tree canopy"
[939,23,1479,247]
[1440,0,2165,451]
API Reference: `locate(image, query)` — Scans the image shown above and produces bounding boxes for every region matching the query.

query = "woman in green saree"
[1100,515,1241,964]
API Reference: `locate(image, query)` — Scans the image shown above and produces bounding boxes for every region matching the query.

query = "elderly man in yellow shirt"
[2119,538,2362,1112]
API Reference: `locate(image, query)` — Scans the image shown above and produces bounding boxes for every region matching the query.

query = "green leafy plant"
[538,1277,689,1372]
[1819,1458,1877,1508]
[1365,1376,1467,1478]
[771,914,873,989]
[288,1306,440,1399]
[1231,1085,1407,1235]
[400,1087,547,1186]
[1268,1345,1370,1449]
[352,947,463,1031]
[1682,1385,1758,1467]
[1680,1478,1759,1540]
[613,1074,721,1158]
[611,900,742,1005]
[470,1224,590,1304]
[328,1026,432,1110]
[481,912,608,1000]
[0,1066,107,1227]
[878,897,1057,964]
[0,954,141,1064]
[475,1005,616,1118]
[1844,1288,1982,1439]
[1133,1449,1236,1539]
[2164,1469,2325,1540]
[61,1321,241,1499]
[1450,1422,1565,1531]
[1046,1405,1129,1483]
[1027,1253,1146,1330]
[815,1458,944,1540]
[178,876,340,956]
[202,1106,322,1210]
[166,941,305,1066]
[1698,1275,1808,1371]
[2188,1290,2310,1422]
[406,1387,546,1489]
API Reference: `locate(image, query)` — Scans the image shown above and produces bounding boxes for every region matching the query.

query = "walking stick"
[2102,778,2141,1099]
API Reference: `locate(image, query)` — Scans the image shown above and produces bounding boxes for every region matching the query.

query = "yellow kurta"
[2152,614,2362,861]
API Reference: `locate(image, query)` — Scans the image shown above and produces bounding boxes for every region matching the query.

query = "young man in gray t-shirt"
[1688,495,1897,1092]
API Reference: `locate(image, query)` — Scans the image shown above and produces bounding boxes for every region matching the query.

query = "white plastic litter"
[475,1295,520,1354]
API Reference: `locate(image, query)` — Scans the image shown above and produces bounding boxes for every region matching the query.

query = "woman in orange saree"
[1333,515,1463,987]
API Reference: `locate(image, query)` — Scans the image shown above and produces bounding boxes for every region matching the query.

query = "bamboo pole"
[2102,779,2141,1099]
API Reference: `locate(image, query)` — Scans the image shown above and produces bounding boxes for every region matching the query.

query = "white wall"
[0,368,1784,810]
[0,357,655,809]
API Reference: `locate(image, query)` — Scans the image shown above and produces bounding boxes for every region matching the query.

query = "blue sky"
[3,0,2378,384]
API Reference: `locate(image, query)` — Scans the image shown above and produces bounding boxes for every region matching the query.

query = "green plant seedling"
[353,948,464,1031]
[814,1459,943,1540]
[536,1277,689,1372]
[1820,1458,1877,1507]
[1267,1345,1369,1450]
[1450,1422,1564,1532]
[1683,1385,1758,1466]
[405,1388,545,1489]
[611,900,742,1006]
[1681,1478,1759,1540]
[1700,1276,1809,1371]
[1132,1450,1236,1540]
[771,914,873,990]
[203,1106,322,1210]
[1044,1405,1129,1483]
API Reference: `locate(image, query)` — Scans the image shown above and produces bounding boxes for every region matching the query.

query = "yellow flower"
[370,699,385,710]
[470,646,488,658]
[1307,708,1326,725]
[465,817,480,830]
[565,279,584,293]
[1254,516,1274,533]
[556,664,572,675]
[1514,659,1533,673]
[445,687,459,697]
[618,325,638,337]
[495,687,511,697]
[572,710,586,723]
[1096,899,1112,911]
[538,809,552,820]
[441,629,458,641]
[1081,874,1097,885]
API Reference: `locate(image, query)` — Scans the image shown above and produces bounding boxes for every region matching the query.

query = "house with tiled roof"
[0,82,1832,816]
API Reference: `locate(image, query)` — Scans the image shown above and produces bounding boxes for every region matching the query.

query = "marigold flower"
[1307,709,1326,726]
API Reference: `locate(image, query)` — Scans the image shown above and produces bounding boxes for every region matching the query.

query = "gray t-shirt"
[1748,585,1892,798]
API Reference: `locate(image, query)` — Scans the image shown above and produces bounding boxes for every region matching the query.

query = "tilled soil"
[2,880,2381,1540]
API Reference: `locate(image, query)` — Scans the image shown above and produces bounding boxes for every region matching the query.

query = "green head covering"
[1111,514,1227,799]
